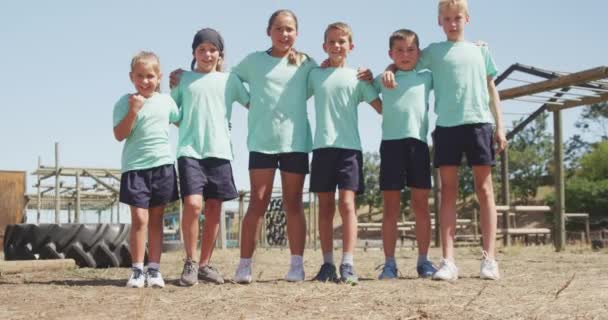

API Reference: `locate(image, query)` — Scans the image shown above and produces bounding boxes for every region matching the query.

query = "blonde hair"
[324,22,353,43]
[389,29,420,50]
[438,0,469,15]
[130,51,161,92]
[266,9,309,66]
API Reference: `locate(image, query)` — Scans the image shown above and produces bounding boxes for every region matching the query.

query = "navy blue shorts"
[178,157,238,201]
[248,151,309,175]
[380,138,432,190]
[119,164,179,209]
[432,123,496,168]
[310,148,364,194]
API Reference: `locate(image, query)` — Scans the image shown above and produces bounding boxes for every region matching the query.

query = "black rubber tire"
[3,224,143,268]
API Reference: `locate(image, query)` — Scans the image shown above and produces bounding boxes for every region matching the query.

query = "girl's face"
[268,13,297,56]
[194,41,221,73]
[389,37,420,71]
[129,61,160,98]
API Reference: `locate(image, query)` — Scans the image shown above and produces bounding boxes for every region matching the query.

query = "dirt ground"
[1,245,607,320]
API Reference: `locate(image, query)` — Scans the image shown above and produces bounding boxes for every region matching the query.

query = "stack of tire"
[3,224,137,268]
[265,198,287,246]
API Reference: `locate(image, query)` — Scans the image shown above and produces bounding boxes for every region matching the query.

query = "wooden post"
[473,208,479,241]
[237,192,244,247]
[110,202,114,223]
[432,168,441,247]
[67,202,72,223]
[553,110,566,251]
[218,209,227,249]
[585,217,591,245]
[500,148,511,246]
[37,156,41,224]
[75,171,81,223]
[179,194,183,243]
[54,142,60,223]
[116,199,120,223]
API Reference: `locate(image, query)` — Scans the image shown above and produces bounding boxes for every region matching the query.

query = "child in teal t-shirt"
[308,22,381,285]
[383,0,507,281]
[171,28,249,287]
[375,29,437,280]
[113,51,180,288]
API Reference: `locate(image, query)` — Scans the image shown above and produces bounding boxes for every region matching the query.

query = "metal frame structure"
[494,64,608,251]
[27,143,121,224]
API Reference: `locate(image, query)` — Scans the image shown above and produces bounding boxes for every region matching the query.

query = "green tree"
[508,113,553,201]
[356,152,382,217]
[579,141,608,181]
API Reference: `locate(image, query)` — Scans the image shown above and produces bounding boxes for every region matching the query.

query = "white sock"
[385,256,397,267]
[290,255,303,267]
[417,255,429,267]
[239,258,252,268]
[323,251,334,265]
[147,262,160,271]
[341,252,354,266]
[132,262,144,271]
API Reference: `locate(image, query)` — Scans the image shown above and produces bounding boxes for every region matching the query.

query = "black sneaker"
[339,263,359,285]
[312,263,338,283]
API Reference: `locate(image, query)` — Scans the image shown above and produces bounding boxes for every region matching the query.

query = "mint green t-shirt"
[308,67,378,150]
[112,93,180,173]
[418,41,497,127]
[232,51,316,153]
[374,69,432,142]
[171,71,249,161]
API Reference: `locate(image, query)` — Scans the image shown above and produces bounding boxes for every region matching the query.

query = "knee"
[283,197,303,214]
[338,198,355,216]
[475,183,494,202]
[184,198,203,214]
[131,214,148,229]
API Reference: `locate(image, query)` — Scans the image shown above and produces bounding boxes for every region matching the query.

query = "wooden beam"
[499,66,608,101]
[104,170,121,181]
[548,92,608,111]
[82,169,119,194]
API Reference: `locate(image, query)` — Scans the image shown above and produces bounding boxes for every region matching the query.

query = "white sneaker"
[480,251,500,280]
[146,268,165,288]
[234,262,253,284]
[432,258,459,281]
[285,264,305,282]
[126,268,145,288]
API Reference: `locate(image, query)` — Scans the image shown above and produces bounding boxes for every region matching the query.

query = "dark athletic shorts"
[310,148,364,194]
[178,157,238,201]
[432,123,496,168]
[380,138,432,190]
[248,151,309,174]
[119,164,179,209]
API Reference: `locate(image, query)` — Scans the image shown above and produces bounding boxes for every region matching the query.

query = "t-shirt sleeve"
[112,95,129,127]
[167,95,181,123]
[417,45,432,70]
[372,75,383,93]
[307,69,316,98]
[358,80,379,103]
[232,53,252,83]
[481,46,498,78]
[228,72,250,106]
[170,82,182,108]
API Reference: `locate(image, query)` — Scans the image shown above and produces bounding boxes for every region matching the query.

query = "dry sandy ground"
[1,245,607,320]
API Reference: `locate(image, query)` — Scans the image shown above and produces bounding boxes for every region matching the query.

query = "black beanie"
[191,28,224,70]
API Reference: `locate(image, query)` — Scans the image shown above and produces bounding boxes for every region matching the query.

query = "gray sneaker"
[179,258,199,287]
[199,264,225,284]
[339,264,359,285]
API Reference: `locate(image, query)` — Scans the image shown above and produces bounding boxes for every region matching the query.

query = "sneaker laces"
[375,263,401,277]
[132,267,144,279]
[147,268,160,278]
[183,258,197,274]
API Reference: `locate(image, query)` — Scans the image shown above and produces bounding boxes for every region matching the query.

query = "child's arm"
[169,69,185,89]
[487,77,507,153]
[113,94,144,141]
[369,98,382,114]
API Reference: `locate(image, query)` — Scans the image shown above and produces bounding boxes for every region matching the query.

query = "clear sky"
[1,0,606,193]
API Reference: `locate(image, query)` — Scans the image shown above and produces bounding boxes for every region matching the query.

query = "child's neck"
[270,47,291,58]
[396,67,415,72]
[328,58,346,68]
[195,67,216,74]
[446,32,465,42]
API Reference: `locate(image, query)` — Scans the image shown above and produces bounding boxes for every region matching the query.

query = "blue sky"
[1,0,606,193]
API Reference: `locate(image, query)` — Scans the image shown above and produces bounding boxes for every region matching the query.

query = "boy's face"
[193,41,221,73]
[389,38,420,71]
[129,61,160,98]
[323,28,353,67]
[438,6,469,40]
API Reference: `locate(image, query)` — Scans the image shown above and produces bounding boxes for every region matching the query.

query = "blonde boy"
[308,22,381,284]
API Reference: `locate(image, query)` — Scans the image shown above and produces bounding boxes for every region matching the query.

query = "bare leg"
[381,191,401,258]
[439,166,459,259]
[182,195,203,260]
[239,169,275,258]
[411,188,431,256]
[129,206,148,264]
[472,165,497,258]
[147,205,165,264]
[338,189,357,255]
[280,171,307,256]
[317,192,336,256]
[199,199,222,265]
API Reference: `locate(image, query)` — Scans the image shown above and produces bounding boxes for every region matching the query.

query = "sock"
[385,256,397,267]
[417,255,429,267]
[323,251,334,265]
[290,255,303,267]
[239,258,252,268]
[148,262,160,271]
[341,252,354,266]
[132,262,144,271]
